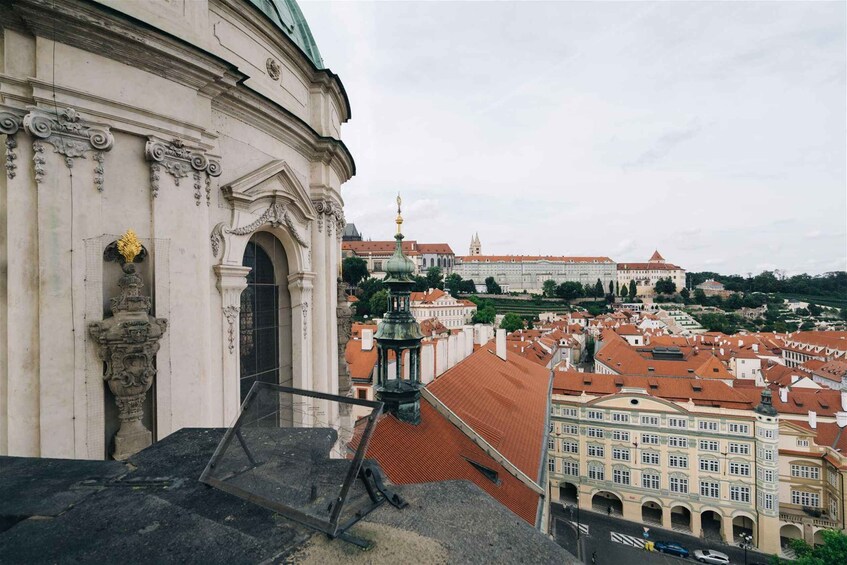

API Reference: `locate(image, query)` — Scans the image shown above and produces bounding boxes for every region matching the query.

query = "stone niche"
[89,232,168,460]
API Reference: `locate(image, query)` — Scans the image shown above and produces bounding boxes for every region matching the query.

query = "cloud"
[622,120,704,169]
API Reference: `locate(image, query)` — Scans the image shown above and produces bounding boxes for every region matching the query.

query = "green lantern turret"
[374,195,423,424]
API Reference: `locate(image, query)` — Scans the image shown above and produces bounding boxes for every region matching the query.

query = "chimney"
[496,329,507,361]
[836,412,847,428]
[779,387,788,403]
[752,344,759,353]
[362,329,374,351]
[720,348,724,356]
[808,410,817,430]
[738,339,743,347]
[842,390,847,412]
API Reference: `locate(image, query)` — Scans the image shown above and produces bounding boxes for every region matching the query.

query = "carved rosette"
[312,198,345,237]
[0,108,24,180]
[210,200,309,258]
[88,244,167,461]
[22,107,114,186]
[145,137,221,204]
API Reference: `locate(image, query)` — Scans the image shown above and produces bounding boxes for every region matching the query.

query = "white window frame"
[669,454,688,469]
[642,433,659,445]
[669,476,688,493]
[700,480,719,498]
[699,440,719,452]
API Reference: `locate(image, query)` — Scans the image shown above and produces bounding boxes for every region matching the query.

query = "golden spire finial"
[117,229,142,263]
[395,193,403,235]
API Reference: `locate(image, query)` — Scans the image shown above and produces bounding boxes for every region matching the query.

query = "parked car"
[694,549,731,564]
[654,541,690,558]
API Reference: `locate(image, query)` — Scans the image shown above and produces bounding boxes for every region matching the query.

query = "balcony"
[780,510,839,529]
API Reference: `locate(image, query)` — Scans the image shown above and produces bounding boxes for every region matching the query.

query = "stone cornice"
[1,0,355,181]
[212,0,351,123]
[213,89,355,182]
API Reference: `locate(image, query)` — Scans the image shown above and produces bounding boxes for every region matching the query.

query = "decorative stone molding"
[336,278,353,401]
[144,137,221,202]
[214,264,252,357]
[88,231,167,461]
[266,58,281,80]
[211,200,309,258]
[312,198,345,235]
[22,107,114,184]
[0,108,24,179]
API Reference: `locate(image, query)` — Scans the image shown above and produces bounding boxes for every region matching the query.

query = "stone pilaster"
[214,264,251,426]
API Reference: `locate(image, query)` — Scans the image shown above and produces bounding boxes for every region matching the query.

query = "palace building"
[617,250,686,297]
[0,0,353,460]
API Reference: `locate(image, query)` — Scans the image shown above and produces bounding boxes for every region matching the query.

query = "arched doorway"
[780,524,802,549]
[240,235,292,403]
[671,505,691,532]
[592,491,623,515]
[559,482,578,505]
[732,515,755,545]
[642,500,662,525]
[701,510,722,542]
[812,529,826,546]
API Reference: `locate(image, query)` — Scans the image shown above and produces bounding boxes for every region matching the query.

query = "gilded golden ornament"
[117,229,142,263]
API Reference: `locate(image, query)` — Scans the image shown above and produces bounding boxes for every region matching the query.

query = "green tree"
[808,303,823,317]
[584,336,595,363]
[412,275,428,292]
[609,280,615,295]
[485,276,502,294]
[542,279,558,298]
[368,289,389,318]
[693,288,708,305]
[472,304,496,324]
[655,277,677,295]
[342,256,368,288]
[500,313,524,333]
[629,281,637,299]
[426,266,444,290]
[556,281,584,301]
[724,293,743,310]
[680,287,690,300]
[594,278,604,298]
[356,277,385,316]
[780,529,847,565]
[461,279,477,294]
[619,282,628,297]
[444,273,463,297]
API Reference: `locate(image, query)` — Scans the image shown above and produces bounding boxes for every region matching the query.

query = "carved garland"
[144,138,221,204]
[20,107,114,187]
[223,305,240,354]
[210,201,309,258]
[0,109,24,180]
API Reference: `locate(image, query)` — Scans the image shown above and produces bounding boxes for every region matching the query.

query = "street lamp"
[739,532,753,565]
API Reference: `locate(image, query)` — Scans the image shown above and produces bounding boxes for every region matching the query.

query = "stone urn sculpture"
[89,230,168,460]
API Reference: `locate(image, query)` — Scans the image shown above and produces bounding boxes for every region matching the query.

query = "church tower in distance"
[469,232,481,256]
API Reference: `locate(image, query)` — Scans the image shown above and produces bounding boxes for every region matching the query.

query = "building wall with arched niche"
[0,0,354,460]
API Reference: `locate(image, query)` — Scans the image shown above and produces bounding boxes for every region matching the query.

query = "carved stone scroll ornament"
[0,110,23,179]
[88,230,167,461]
[312,198,345,237]
[223,305,239,354]
[210,201,309,258]
[145,138,221,203]
[22,107,114,185]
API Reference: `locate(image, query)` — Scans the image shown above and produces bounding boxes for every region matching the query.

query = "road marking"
[610,531,645,548]
[570,521,589,535]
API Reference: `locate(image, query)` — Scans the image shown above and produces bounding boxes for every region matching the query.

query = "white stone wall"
[0,1,352,458]
[454,259,616,293]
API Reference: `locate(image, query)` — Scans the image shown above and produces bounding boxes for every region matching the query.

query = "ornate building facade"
[0,0,353,459]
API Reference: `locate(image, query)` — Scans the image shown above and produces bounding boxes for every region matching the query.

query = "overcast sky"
[299,0,846,276]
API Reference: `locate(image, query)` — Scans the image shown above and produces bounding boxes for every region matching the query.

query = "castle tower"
[753,389,781,554]
[374,195,424,424]
[469,233,481,256]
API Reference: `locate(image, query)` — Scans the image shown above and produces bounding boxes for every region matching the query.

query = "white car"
[693,549,731,564]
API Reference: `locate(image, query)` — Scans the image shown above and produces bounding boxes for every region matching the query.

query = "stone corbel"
[144,137,221,203]
[22,106,114,188]
[0,107,25,180]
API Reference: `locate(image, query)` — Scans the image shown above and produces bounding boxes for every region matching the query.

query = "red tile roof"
[363,401,541,524]
[457,255,613,263]
[417,243,454,255]
[649,250,665,262]
[553,371,751,410]
[345,340,377,381]
[427,344,551,483]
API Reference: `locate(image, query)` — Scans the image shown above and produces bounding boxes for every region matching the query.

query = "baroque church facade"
[0,0,354,459]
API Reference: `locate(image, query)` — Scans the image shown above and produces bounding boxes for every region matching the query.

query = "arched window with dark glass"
[240,240,280,402]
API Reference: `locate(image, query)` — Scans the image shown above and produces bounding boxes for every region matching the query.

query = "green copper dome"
[247,0,324,68]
